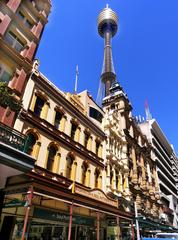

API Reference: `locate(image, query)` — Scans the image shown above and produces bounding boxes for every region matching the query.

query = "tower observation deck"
[97,5,118,104]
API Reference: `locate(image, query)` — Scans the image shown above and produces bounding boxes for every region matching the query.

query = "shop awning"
[136,217,178,232]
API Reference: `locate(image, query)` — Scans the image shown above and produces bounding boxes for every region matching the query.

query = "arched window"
[84,132,90,148]
[95,140,100,156]
[34,96,45,117]
[54,111,63,129]
[25,133,37,155]
[94,169,100,188]
[81,162,88,185]
[66,154,74,179]
[115,170,119,190]
[47,146,57,171]
[71,122,78,140]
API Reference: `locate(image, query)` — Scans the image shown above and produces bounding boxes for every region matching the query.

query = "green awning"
[136,217,178,232]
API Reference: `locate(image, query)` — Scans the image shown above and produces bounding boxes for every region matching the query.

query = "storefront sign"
[33,207,95,226]
[75,186,118,207]
[3,199,26,208]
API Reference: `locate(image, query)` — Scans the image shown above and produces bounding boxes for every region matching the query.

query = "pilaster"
[32,141,41,160]
[0,14,11,36]
[7,0,21,13]
[41,101,49,120]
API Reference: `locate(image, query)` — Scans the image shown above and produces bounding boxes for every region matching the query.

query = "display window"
[12,218,97,240]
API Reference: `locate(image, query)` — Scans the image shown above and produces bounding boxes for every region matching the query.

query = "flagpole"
[74,65,79,94]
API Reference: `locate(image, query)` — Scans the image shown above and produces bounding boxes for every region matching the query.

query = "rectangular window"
[17,11,25,21]
[0,66,11,83]
[34,97,44,117]
[4,31,25,52]
[17,11,33,29]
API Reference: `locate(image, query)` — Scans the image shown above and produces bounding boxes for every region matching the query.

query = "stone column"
[32,21,43,39]
[146,199,151,214]
[117,171,123,193]
[131,147,138,184]
[140,155,147,190]
[147,163,152,183]
[106,163,111,187]
[9,68,27,94]
[112,166,116,190]
[74,127,80,142]
[53,153,61,174]
[32,141,41,160]
[71,161,77,181]
[153,167,160,199]
[98,145,103,158]
[30,94,37,111]
[59,115,67,132]
[0,14,11,36]
[85,169,91,187]
[44,149,49,169]
[87,136,92,151]
[136,194,141,210]
[123,172,129,195]
[92,137,96,154]
[153,167,159,191]
[41,102,49,120]
[98,174,102,189]
[24,41,37,61]
[7,0,21,12]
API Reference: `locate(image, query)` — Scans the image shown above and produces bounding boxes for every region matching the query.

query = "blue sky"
[36,0,178,153]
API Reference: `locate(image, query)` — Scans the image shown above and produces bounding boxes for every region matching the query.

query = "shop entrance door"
[0,216,16,240]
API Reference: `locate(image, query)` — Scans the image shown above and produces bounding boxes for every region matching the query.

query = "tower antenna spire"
[74,65,79,94]
[96,6,118,105]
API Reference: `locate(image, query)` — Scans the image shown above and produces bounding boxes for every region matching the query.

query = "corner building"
[0,0,51,126]
[1,61,133,240]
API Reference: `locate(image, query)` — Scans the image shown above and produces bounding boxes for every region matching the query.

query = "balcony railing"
[0,122,26,151]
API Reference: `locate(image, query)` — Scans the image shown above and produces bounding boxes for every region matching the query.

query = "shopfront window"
[11,207,97,240]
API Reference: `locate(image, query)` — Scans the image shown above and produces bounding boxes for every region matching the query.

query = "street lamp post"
[134,202,140,240]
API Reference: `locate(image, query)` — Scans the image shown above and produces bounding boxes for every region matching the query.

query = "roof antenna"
[74,65,79,94]
[145,99,152,121]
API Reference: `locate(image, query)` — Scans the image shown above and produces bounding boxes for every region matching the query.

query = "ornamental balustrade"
[0,122,26,151]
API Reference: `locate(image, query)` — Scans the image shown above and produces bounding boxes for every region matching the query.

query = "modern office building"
[139,119,178,227]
